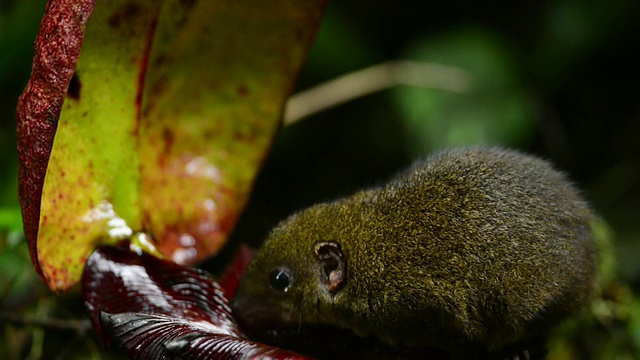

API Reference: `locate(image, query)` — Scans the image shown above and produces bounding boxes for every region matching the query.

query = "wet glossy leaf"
[82,245,310,359]
[103,312,310,360]
[17,0,325,291]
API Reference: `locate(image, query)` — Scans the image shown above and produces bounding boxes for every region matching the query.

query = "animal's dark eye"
[269,267,291,292]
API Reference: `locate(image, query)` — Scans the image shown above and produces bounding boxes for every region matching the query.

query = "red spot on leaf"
[107,2,142,29]
[162,127,175,154]
[236,85,249,97]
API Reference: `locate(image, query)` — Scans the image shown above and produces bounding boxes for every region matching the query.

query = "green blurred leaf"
[591,218,618,287]
[0,232,36,303]
[31,0,324,291]
[0,208,22,233]
[393,28,537,155]
[629,299,640,353]
[546,218,640,360]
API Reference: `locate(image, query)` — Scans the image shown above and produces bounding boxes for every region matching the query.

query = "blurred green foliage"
[394,28,537,153]
[0,0,42,210]
[0,0,47,355]
[2,0,640,358]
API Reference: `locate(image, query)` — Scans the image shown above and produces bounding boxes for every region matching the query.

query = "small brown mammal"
[231,147,597,357]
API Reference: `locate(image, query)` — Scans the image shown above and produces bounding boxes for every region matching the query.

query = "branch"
[0,311,91,334]
[284,60,472,125]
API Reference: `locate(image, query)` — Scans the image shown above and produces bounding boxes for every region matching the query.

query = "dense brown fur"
[231,148,597,356]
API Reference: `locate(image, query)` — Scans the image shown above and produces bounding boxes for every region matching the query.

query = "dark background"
[230,0,640,282]
[1,0,639,358]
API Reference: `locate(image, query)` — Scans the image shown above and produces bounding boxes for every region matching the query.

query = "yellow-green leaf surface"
[38,0,325,291]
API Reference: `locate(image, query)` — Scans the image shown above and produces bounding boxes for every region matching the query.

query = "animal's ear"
[314,241,346,293]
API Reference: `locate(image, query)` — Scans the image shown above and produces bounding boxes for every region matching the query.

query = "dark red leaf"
[165,333,309,360]
[217,244,256,298]
[16,0,95,279]
[102,312,308,359]
[82,244,309,359]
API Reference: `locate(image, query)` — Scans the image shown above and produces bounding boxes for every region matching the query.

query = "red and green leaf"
[16,0,95,289]
[17,0,325,291]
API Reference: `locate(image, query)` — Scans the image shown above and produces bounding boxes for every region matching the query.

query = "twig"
[283,60,472,125]
[0,311,92,334]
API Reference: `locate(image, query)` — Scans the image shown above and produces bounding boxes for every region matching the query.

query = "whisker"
[297,305,303,335]
[287,302,296,321]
